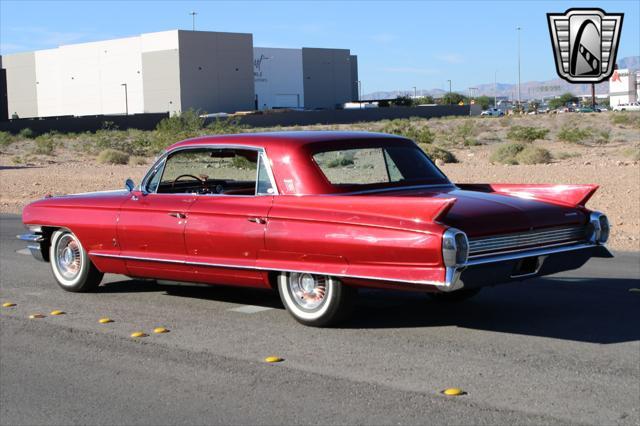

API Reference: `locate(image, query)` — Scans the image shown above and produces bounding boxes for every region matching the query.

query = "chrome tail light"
[589,212,610,244]
[442,228,469,267]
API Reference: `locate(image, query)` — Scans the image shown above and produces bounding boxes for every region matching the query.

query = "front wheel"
[278,272,356,327]
[50,229,103,292]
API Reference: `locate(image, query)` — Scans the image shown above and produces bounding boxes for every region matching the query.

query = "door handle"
[247,217,267,224]
[168,212,187,219]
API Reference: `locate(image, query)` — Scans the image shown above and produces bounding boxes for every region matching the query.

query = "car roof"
[167,131,410,151]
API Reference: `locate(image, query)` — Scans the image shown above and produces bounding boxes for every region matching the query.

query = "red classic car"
[19,131,612,326]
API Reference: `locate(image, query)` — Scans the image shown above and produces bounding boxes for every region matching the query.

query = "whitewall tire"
[278,272,356,327]
[50,229,103,292]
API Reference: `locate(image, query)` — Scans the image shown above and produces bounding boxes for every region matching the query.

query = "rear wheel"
[50,229,103,292]
[428,287,481,302]
[278,272,356,327]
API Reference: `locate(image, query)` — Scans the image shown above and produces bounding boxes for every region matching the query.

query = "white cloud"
[436,53,464,64]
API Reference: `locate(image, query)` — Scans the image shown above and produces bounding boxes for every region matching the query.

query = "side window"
[256,153,275,195]
[155,148,259,195]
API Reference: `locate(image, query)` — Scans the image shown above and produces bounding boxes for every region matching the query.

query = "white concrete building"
[2,30,255,118]
[609,68,638,106]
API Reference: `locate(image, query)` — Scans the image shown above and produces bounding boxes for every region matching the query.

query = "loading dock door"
[274,94,300,108]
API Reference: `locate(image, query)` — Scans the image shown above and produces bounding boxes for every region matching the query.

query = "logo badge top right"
[547,8,623,84]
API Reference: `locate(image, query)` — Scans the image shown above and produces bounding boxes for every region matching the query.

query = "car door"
[184,148,276,288]
[117,151,197,281]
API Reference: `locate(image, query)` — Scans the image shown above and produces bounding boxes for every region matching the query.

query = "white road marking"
[16,249,31,256]
[228,305,274,314]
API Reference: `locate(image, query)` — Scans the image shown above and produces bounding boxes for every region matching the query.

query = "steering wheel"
[171,174,205,189]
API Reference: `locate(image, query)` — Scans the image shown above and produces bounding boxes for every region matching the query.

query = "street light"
[447,79,452,104]
[357,80,362,109]
[413,86,417,99]
[190,11,198,31]
[517,26,522,107]
[494,70,498,108]
[120,83,128,115]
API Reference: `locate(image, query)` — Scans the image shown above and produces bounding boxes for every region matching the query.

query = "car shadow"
[97,276,639,344]
[0,165,40,170]
[346,276,640,344]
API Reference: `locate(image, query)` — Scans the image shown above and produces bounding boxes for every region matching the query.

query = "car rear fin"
[458,183,599,207]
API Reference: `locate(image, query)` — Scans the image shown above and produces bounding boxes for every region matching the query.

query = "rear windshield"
[312,144,449,190]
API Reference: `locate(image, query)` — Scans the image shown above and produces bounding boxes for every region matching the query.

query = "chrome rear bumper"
[451,243,612,291]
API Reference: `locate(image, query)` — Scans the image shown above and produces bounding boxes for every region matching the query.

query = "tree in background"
[548,92,578,110]
[391,96,413,106]
[413,96,435,105]
[475,96,493,110]
[440,92,467,105]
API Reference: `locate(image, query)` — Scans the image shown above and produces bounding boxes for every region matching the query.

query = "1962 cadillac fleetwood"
[19,131,612,326]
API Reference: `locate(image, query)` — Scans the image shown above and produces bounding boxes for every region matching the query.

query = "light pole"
[357,80,362,108]
[120,83,128,115]
[517,26,522,107]
[447,79,452,104]
[190,11,198,31]
[494,70,497,107]
[413,86,417,99]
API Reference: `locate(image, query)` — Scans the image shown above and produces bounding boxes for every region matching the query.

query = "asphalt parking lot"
[1,213,639,425]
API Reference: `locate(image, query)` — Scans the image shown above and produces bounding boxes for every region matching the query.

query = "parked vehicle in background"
[612,103,640,112]
[480,108,504,116]
[576,106,598,113]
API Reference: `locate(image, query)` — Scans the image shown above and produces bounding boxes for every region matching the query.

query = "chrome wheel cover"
[55,234,82,280]
[287,273,328,311]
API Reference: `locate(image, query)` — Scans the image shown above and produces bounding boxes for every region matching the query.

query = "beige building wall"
[4,52,38,118]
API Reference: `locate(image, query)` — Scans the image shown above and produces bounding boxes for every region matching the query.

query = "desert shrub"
[206,117,244,134]
[326,153,355,168]
[157,109,205,134]
[18,128,35,139]
[506,125,549,142]
[622,144,640,161]
[0,131,14,148]
[31,135,55,155]
[555,151,581,160]
[97,149,129,165]
[440,120,479,147]
[421,144,457,163]
[515,146,552,164]
[557,126,592,144]
[231,155,257,170]
[490,142,526,165]
[128,156,147,166]
[591,129,610,144]
[381,119,435,144]
[611,112,640,127]
[11,155,23,164]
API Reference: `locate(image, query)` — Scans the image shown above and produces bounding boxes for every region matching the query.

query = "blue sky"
[1,0,638,93]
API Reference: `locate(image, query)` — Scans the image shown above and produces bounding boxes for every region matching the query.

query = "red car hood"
[378,186,587,237]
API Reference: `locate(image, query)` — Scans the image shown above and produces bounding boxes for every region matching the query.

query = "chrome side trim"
[89,242,603,290]
[338,184,455,196]
[88,252,448,288]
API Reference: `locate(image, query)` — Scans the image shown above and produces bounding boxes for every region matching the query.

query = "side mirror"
[125,178,136,192]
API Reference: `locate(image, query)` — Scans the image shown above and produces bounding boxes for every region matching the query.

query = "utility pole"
[120,83,128,115]
[494,70,497,107]
[190,11,198,31]
[358,80,362,108]
[517,26,522,108]
[591,83,596,109]
[447,79,452,104]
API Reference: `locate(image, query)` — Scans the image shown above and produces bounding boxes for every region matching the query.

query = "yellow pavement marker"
[99,318,114,324]
[50,310,65,316]
[130,331,148,338]
[2,302,16,308]
[153,327,170,334]
[264,356,284,363]
[441,388,466,396]
[29,314,46,319]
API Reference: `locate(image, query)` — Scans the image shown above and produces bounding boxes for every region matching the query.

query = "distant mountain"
[364,55,639,101]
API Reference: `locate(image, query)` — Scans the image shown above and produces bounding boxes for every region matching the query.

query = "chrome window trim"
[337,183,456,196]
[139,144,279,197]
